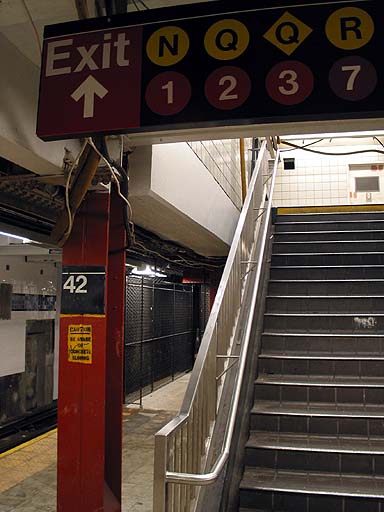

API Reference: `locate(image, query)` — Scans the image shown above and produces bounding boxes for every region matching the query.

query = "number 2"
[63,275,88,294]
[219,75,238,101]
[341,65,361,91]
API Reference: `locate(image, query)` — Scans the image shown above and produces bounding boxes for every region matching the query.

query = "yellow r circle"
[326,7,374,50]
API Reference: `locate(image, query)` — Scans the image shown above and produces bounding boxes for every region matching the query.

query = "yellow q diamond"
[264,11,313,56]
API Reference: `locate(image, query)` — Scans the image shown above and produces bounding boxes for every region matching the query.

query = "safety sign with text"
[37,0,382,140]
[68,324,93,364]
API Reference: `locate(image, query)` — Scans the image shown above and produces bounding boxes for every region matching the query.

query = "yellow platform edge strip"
[60,314,106,318]
[0,428,57,460]
[277,204,384,215]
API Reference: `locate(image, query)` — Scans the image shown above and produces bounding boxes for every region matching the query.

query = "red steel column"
[58,191,122,511]
[104,186,126,508]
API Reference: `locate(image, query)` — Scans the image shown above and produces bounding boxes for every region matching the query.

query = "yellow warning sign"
[263,11,313,56]
[68,324,92,364]
[325,7,374,50]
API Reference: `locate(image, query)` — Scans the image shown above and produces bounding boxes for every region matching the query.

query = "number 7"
[341,65,361,91]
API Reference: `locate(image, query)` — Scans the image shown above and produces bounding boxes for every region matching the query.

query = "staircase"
[239,210,384,512]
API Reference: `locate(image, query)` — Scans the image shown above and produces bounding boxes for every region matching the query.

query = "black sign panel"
[38,0,382,140]
[61,266,106,315]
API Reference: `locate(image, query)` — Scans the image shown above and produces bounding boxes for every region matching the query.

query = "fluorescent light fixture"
[0,231,31,243]
[127,264,167,278]
[282,131,384,140]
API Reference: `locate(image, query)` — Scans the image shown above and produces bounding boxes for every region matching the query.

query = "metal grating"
[199,285,210,335]
[124,276,196,405]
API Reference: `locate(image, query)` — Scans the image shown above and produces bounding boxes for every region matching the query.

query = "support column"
[57,190,124,512]
[105,186,126,507]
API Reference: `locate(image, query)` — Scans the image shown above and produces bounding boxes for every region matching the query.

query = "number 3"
[278,70,299,96]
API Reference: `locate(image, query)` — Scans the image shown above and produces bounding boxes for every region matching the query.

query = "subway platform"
[0,374,189,512]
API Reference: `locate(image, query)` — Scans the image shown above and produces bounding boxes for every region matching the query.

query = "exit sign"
[37,0,382,141]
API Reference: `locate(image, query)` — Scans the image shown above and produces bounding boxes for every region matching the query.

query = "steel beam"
[57,190,125,511]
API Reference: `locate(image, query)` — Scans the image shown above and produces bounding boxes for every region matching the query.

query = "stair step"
[264,313,384,333]
[240,467,384,498]
[259,351,384,361]
[251,411,384,437]
[247,432,384,454]
[256,375,384,387]
[268,280,384,295]
[276,212,384,222]
[240,491,384,512]
[272,241,384,254]
[255,382,384,405]
[245,450,384,478]
[273,230,384,242]
[258,359,383,378]
[275,220,384,233]
[271,253,384,266]
[266,296,384,313]
[270,265,384,280]
[252,401,384,418]
[239,509,267,512]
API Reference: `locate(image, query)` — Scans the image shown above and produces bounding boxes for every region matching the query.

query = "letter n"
[159,34,179,57]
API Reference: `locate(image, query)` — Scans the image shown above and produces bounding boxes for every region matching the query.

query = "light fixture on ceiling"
[282,130,384,140]
[0,231,31,243]
[126,264,167,278]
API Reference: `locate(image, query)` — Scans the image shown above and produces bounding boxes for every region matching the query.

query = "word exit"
[45,32,132,76]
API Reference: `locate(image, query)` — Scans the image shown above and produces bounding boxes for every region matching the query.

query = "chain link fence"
[125,276,207,405]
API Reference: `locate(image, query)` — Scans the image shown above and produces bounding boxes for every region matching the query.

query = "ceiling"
[0,0,216,66]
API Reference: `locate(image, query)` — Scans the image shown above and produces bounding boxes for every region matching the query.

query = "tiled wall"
[187,139,243,210]
[274,138,384,207]
[0,253,58,425]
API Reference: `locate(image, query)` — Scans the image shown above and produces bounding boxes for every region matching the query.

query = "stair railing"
[153,142,280,512]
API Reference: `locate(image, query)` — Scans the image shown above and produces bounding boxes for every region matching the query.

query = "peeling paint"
[353,316,377,329]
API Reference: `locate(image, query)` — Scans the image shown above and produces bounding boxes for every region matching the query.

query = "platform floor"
[0,373,190,512]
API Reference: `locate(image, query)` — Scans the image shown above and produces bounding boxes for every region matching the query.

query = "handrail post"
[153,432,167,512]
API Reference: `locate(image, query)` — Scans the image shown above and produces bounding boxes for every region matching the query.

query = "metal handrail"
[167,153,279,485]
[153,143,280,512]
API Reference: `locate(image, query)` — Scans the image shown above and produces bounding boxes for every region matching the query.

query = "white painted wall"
[274,137,384,207]
[187,139,242,209]
[0,318,28,377]
[0,253,58,398]
[151,143,239,246]
[129,142,240,256]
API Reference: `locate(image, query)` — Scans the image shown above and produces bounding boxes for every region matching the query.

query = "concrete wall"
[0,34,79,176]
[129,142,240,256]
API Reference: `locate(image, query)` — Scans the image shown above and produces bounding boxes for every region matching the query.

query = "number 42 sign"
[61,266,106,315]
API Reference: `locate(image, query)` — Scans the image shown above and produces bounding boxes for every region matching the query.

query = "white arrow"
[71,75,108,119]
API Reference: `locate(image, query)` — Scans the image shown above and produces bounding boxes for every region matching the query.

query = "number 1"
[161,81,174,104]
